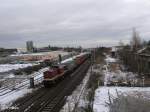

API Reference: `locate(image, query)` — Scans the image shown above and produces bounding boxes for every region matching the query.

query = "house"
[137,46,150,75]
[111,46,123,58]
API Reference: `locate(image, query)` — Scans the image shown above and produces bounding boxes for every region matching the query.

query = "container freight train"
[43,52,90,87]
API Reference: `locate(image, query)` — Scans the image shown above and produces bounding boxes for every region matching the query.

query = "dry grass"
[95,53,105,64]
[110,63,120,72]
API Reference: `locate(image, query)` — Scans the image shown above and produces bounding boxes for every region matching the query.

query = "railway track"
[2,60,90,112]
[0,68,48,97]
[39,61,90,112]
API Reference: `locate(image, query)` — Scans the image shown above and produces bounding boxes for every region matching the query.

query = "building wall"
[26,41,34,52]
[11,51,69,62]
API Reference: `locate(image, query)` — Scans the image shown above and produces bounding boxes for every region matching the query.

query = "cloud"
[0,0,150,48]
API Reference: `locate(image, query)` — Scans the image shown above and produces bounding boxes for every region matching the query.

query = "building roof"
[137,46,150,54]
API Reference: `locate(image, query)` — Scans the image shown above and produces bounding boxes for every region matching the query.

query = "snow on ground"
[0,63,35,73]
[105,55,116,63]
[103,55,138,86]
[0,88,33,110]
[3,74,15,78]
[103,70,138,86]
[60,66,92,112]
[93,55,149,112]
[93,86,150,112]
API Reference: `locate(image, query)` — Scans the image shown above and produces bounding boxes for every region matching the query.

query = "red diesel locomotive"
[43,53,90,87]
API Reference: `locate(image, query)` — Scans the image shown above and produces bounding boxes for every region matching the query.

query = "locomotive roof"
[61,52,89,64]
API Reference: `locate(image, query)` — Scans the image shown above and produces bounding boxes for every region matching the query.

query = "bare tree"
[130,28,142,51]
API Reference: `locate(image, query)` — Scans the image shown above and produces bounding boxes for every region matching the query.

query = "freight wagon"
[43,52,90,87]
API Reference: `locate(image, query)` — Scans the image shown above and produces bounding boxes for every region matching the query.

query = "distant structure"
[0,48,17,57]
[26,41,34,52]
[111,47,117,58]
[11,51,70,61]
[111,46,123,58]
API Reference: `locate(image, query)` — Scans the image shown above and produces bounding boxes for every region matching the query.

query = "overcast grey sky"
[0,0,150,48]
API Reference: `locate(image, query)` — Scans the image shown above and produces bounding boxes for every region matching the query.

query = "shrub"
[108,92,150,112]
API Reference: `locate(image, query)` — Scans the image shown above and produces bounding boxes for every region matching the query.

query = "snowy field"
[0,63,36,73]
[93,86,150,112]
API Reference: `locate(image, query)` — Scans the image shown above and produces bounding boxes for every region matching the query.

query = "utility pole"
[142,76,145,87]
[29,77,34,88]
[58,54,62,64]
[90,49,93,75]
